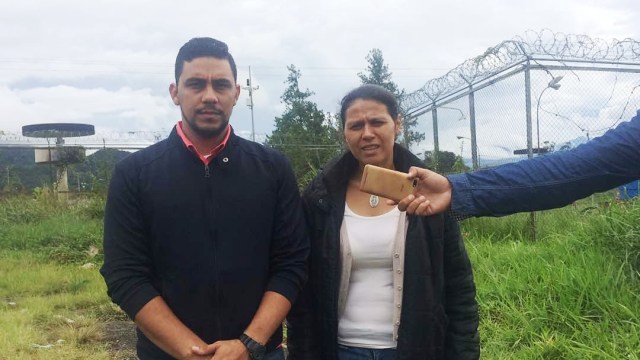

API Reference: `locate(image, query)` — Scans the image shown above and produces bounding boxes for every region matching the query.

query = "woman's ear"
[395,116,403,137]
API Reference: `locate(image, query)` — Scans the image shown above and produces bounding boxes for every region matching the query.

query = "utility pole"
[242,66,259,142]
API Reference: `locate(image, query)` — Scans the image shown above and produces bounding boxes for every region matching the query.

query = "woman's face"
[343,98,401,170]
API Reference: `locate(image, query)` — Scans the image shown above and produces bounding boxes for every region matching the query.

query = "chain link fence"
[402,30,640,174]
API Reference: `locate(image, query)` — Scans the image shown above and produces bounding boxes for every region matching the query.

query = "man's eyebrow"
[184,77,206,84]
[213,78,233,85]
[183,77,233,85]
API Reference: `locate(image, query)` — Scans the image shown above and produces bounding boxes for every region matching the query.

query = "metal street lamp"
[440,106,466,121]
[242,66,259,142]
[456,135,479,168]
[536,75,563,154]
[455,136,466,162]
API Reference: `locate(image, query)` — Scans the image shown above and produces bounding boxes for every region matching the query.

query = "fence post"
[431,106,440,172]
[468,86,479,170]
[524,61,537,241]
[524,62,533,159]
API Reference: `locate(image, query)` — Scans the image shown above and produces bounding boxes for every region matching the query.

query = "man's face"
[169,57,240,139]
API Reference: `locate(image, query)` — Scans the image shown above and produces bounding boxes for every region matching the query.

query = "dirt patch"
[103,320,137,359]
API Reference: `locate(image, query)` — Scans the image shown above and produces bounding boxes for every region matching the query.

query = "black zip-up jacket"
[287,145,479,359]
[100,128,308,359]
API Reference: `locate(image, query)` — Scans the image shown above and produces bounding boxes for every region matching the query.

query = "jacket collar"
[305,143,425,207]
[168,125,240,152]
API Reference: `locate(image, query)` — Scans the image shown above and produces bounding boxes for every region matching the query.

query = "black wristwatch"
[239,333,266,360]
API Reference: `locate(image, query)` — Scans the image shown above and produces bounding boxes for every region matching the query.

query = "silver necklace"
[369,194,379,208]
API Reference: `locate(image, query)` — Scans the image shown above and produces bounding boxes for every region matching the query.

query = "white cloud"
[0,85,176,132]
[0,0,638,151]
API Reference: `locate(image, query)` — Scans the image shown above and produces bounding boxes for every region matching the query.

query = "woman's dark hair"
[339,84,399,126]
[175,37,237,83]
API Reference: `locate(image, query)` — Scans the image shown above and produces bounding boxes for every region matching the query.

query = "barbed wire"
[400,29,640,113]
[0,130,338,150]
[0,130,167,143]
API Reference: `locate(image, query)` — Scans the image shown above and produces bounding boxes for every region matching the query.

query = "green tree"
[423,150,466,174]
[266,65,341,187]
[358,49,425,150]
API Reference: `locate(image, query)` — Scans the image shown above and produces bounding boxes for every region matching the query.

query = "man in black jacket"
[100,37,308,360]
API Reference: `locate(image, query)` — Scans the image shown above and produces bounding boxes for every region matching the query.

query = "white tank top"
[338,204,400,348]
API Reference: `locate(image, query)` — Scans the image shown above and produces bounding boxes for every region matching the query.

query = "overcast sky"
[1,0,639,156]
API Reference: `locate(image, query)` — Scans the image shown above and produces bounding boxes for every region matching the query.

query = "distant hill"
[0,147,131,192]
[461,135,591,170]
[70,148,132,192]
[0,148,51,191]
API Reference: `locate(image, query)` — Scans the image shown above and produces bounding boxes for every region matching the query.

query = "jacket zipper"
[204,165,222,337]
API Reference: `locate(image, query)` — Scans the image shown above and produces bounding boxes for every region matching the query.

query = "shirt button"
[394,253,400,258]
[222,157,229,163]
[396,304,401,308]
[396,269,402,274]
[397,286,402,291]
[395,321,401,326]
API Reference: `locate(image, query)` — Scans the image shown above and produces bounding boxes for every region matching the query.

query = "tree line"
[0,49,465,193]
[0,148,129,194]
[265,48,464,187]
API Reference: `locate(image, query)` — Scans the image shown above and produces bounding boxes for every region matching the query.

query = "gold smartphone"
[359,164,417,202]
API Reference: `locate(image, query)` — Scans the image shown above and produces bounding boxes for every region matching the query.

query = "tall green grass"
[0,193,135,359]
[0,193,104,264]
[0,192,638,358]
[463,198,640,359]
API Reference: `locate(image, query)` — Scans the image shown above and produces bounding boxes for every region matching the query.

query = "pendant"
[369,194,379,208]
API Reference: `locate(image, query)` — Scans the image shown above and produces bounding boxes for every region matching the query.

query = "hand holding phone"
[359,164,417,202]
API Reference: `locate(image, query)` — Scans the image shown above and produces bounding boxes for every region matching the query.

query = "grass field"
[0,193,134,360]
[465,200,640,358]
[0,191,638,359]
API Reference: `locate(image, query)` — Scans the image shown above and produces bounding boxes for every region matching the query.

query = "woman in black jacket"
[287,84,479,360]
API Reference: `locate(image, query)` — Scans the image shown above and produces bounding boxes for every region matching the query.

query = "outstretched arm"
[397,111,640,218]
[395,167,452,216]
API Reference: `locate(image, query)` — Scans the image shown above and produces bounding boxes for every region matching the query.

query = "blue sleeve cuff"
[447,173,475,219]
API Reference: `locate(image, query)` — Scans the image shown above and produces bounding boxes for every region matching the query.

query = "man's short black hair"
[174,37,238,83]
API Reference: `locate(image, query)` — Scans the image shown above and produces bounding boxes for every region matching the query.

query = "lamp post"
[535,75,563,154]
[456,135,478,168]
[440,106,466,121]
[528,75,562,242]
[242,66,259,142]
[456,136,466,159]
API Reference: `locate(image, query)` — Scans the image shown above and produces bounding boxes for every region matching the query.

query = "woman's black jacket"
[287,145,480,359]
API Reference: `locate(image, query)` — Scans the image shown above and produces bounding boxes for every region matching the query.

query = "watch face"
[252,346,266,360]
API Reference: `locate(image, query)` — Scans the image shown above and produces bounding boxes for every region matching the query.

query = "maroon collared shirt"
[175,121,231,165]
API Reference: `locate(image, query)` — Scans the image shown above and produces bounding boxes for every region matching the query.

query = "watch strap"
[239,333,266,360]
